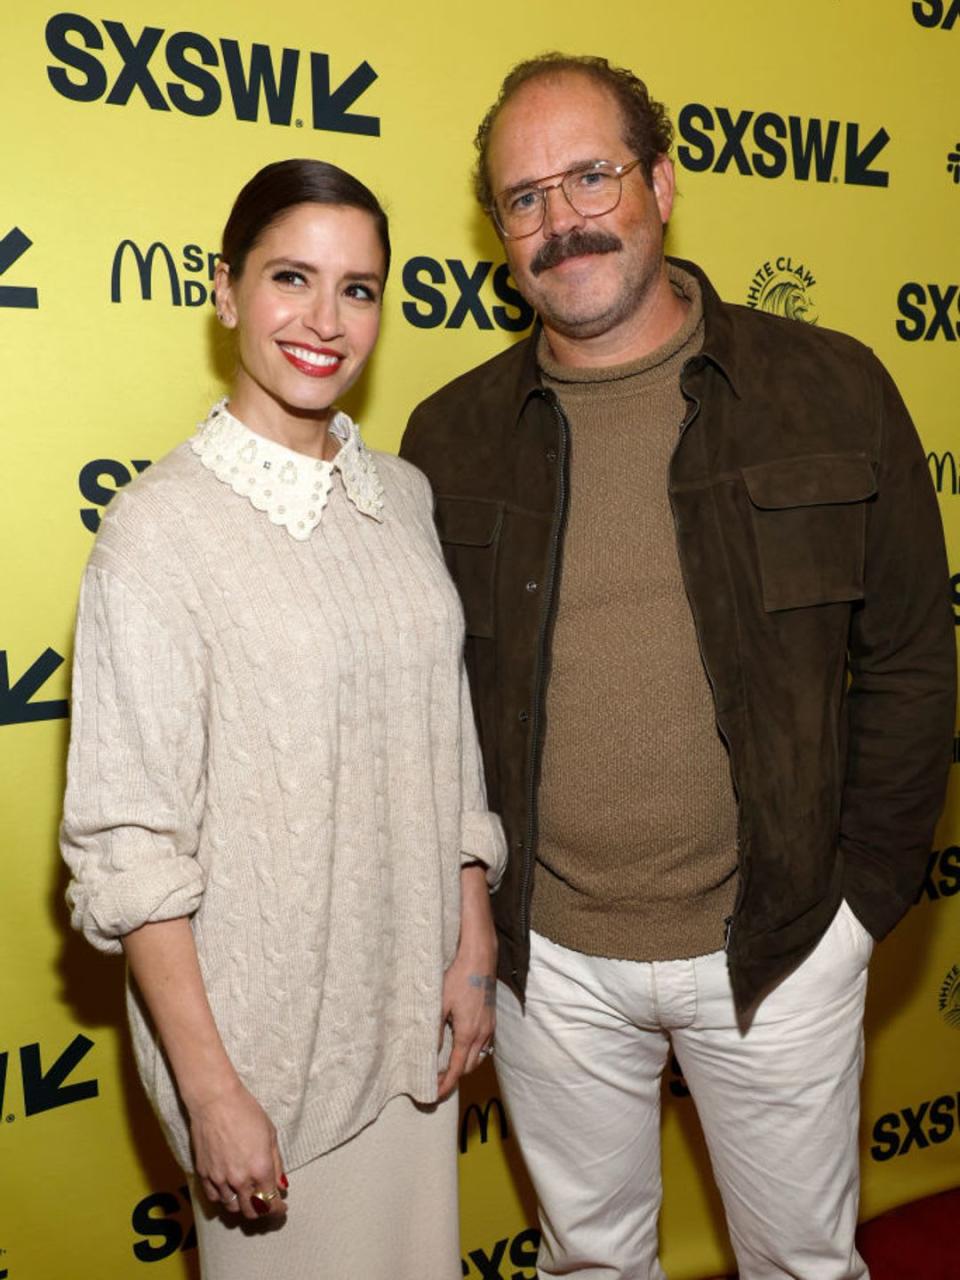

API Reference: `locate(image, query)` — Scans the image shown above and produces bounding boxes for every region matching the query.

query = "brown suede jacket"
[401,257,955,1012]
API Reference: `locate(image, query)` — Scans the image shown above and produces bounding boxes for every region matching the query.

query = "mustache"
[530,227,623,276]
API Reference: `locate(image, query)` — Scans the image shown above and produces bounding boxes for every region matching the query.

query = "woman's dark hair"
[221,158,391,282]
[473,53,674,209]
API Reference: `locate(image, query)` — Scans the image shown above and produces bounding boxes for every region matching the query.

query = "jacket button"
[525,580,538,593]
[545,448,557,462]
[518,710,530,723]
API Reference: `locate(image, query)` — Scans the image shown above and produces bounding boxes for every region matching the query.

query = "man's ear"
[650,154,676,226]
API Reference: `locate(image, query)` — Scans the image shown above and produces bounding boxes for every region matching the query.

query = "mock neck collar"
[510,255,741,421]
[537,264,704,387]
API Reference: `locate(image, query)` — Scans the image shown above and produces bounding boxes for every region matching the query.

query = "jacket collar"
[669,256,742,398]
[510,254,741,423]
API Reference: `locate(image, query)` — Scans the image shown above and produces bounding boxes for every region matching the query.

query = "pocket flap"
[434,496,504,547]
[742,454,876,511]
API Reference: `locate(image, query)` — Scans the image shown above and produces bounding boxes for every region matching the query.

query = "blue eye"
[509,190,541,215]
[575,167,615,190]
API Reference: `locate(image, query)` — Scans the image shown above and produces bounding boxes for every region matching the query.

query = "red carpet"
[856,1188,960,1279]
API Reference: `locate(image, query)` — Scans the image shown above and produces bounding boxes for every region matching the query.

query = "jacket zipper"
[671,360,744,953]
[518,392,570,957]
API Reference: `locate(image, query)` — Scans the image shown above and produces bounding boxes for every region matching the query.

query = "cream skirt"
[190,1092,460,1279]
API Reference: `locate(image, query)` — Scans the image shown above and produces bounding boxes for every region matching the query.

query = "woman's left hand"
[437,865,497,1098]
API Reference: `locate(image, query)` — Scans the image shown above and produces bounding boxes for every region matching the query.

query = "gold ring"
[251,1188,279,1214]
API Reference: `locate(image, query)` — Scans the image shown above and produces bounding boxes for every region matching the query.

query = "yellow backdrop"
[1,2,958,1277]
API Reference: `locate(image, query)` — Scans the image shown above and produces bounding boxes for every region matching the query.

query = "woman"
[60,159,505,1278]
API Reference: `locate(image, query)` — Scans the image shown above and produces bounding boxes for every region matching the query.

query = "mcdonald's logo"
[459,1096,510,1153]
[109,239,217,306]
[111,238,180,304]
[928,451,959,495]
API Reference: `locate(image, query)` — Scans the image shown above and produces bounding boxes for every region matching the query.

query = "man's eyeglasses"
[491,158,642,239]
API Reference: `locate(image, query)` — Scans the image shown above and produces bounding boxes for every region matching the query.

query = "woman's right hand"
[118,920,288,1220]
[188,1078,288,1220]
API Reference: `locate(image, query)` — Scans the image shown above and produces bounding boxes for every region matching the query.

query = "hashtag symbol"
[948,143,960,184]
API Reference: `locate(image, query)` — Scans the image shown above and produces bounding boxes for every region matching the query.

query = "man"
[401,54,955,1280]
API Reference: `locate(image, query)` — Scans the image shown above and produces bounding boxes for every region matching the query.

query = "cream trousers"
[495,901,873,1279]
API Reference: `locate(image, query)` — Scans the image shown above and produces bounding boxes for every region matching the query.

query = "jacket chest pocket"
[742,453,876,612]
[434,496,504,638]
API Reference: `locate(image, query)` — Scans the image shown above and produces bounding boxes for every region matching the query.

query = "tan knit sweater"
[534,268,738,960]
[61,404,506,1173]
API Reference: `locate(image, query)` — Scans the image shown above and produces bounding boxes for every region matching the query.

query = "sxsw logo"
[402,258,533,332]
[79,458,151,532]
[915,846,960,901]
[111,241,220,307]
[132,1186,196,1262]
[462,1228,539,1280]
[0,1034,98,1121]
[131,1183,537,1275]
[913,0,960,27]
[45,14,379,134]
[897,283,960,340]
[0,228,39,309]
[677,104,889,186]
[0,649,69,725]
[870,1089,960,1160]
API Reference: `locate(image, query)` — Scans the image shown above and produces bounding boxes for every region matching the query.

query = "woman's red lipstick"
[278,342,343,378]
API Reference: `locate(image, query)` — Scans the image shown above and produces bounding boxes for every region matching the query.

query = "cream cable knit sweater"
[61,409,506,1173]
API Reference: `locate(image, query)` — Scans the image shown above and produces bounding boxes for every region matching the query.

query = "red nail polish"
[252,1196,269,1216]
[279,1174,289,1190]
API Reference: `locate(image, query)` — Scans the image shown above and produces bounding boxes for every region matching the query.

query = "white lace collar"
[191,400,384,540]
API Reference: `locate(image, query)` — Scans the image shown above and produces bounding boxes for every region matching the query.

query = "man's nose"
[541,182,587,238]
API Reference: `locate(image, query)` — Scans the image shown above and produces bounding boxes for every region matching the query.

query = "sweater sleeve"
[61,565,208,954]
[459,666,507,889]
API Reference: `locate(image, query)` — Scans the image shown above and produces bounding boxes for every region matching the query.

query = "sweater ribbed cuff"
[460,810,507,889]
[68,855,206,954]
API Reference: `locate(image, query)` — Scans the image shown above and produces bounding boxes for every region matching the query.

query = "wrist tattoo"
[468,974,497,1007]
